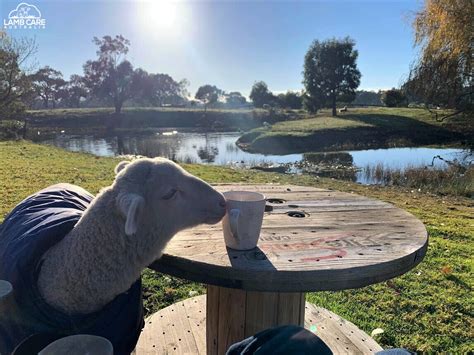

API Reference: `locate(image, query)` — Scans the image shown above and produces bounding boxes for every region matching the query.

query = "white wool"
[38,158,226,314]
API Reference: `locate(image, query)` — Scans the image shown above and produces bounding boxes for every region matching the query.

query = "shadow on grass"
[446,274,472,290]
[242,112,469,154]
[342,113,453,133]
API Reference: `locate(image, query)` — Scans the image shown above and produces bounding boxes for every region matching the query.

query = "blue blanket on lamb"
[0,184,144,354]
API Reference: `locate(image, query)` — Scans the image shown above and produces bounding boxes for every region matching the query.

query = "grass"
[0,140,472,353]
[260,115,371,136]
[238,107,473,154]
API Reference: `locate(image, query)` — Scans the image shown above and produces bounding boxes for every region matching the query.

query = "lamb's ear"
[116,193,145,236]
[115,161,130,174]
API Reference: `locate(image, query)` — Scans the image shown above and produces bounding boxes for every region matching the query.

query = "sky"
[1,0,422,97]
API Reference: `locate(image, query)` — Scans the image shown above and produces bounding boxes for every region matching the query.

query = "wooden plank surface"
[205,286,219,355]
[244,291,279,337]
[207,286,304,353]
[277,292,304,325]
[184,296,206,353]
[304,302,383,354]
[135,295,383,354]
[150,184,428,292]
[216,287,246,355]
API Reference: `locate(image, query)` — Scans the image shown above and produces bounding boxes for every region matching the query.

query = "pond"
[38,130,472,185]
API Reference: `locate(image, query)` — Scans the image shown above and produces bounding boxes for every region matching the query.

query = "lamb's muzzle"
[179,173,226,225]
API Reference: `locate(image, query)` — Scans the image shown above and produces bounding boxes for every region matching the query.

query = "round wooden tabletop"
[150,184,428,292]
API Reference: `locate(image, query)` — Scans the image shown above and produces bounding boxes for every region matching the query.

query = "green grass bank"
[238,107,473,153]
[0,141,472,352]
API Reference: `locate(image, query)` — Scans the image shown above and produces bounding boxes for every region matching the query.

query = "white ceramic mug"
[222,191,266,250]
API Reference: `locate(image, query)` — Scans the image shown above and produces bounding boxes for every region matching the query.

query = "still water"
[40,131,472,184]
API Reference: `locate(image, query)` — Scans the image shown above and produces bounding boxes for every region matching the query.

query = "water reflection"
[197,146,219,163]
[303,152,354,165]
[196,134,219,163]
[299,152,358,181]
[117,134,182,159]
[39,131,472,185]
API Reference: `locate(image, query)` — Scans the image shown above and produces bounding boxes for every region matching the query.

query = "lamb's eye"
[162,188,178,200]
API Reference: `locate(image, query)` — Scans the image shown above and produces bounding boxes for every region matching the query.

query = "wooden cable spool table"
[136,185,428,354]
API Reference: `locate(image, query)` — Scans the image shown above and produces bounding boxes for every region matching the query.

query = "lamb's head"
[112,158,226,239]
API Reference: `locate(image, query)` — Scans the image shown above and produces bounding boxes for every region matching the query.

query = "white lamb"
[0,157,226,354]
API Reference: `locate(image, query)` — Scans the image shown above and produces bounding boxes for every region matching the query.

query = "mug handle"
[229,209,240,241]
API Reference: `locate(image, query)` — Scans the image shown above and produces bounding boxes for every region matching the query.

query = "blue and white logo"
[3,2,46,29]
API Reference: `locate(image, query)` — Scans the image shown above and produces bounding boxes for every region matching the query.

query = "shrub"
[381,89,408,107]
[0,120,24,140]
[363,163,473,197]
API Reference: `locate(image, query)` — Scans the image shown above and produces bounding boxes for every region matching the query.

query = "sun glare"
[149,1,177,28]
[139,0,181,32]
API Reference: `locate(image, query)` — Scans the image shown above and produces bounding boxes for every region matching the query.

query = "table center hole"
[267,198,286,204]
[287,211,306,218]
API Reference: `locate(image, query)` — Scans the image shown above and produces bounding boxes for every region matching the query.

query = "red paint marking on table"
[300,247,347,262]
[259,233,384,262]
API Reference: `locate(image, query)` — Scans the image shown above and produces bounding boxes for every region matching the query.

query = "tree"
[303,37,361,115]
[83,35,143,114]
[129,68,153,106]
[62,75,88,108]
[277,91,302,109]
[249,81,274,108]
[195,85,223,111]
[0,32,36,120]
[352,90,382,106]
[178,79,190,99]
[381,88,408,107]
[404,0,472,117]
[225,91,246,107]
[31,66,66,108]
[149,73,186,106]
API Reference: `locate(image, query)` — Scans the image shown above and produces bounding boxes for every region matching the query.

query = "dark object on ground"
[12,334,62,355]
[225,325,414,355]
[225,325,333,355]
